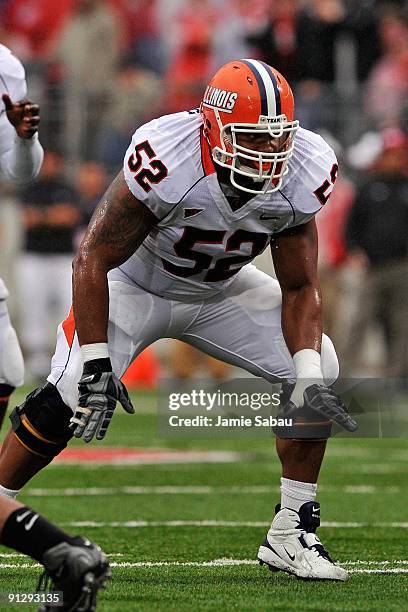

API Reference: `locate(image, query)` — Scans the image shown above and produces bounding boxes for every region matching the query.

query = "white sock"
[0,485,20,499]
[280,477,317,512]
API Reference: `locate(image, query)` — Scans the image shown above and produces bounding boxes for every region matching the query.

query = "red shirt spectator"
[3,0,74,60]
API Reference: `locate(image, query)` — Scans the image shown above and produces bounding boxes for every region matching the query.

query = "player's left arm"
[0,94,44,183]
[272,218,322,357]
[271,219,357,432]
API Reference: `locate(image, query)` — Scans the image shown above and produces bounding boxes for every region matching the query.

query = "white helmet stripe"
[242,58,277,116]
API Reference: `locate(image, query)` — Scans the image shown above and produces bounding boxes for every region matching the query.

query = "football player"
[0,42,44,428]
[0,59,357,580]
[0,44,110,610]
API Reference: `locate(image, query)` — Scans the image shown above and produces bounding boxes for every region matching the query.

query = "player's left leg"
[180,264,347,580]
[0,495,110,611]
[0,278,24,431]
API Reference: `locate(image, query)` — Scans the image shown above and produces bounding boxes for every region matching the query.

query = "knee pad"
[273,403,332,440]
[10,383,73,458]
[321,334,339,386]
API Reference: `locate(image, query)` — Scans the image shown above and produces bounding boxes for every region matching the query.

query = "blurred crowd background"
[0,0,408,386]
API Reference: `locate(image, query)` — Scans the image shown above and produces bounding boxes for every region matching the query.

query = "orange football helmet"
[201,59,299,194]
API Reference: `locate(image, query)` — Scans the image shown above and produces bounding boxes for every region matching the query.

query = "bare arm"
[271,219,322,356]
[73,170,157,346]
[271,219,359,431]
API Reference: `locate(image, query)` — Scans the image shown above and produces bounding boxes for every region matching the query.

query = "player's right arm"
[70,171,157,442]
[73,170,157,346]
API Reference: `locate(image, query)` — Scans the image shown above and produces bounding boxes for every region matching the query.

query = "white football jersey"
[0,44,27,111]
[122,111,337,300]
[0,43,28,175]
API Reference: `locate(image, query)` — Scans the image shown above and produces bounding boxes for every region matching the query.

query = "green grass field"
[0,387,407,611]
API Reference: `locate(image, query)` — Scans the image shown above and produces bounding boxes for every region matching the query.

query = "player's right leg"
[0,273,171,495]
[0,495,110,611]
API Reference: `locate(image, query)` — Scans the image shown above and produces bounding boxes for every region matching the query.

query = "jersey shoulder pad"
[284,127,338,226]
[123,111,204,220]
[0,44,27,112]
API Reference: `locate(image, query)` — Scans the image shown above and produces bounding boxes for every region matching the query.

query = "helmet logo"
[202,86,238,113]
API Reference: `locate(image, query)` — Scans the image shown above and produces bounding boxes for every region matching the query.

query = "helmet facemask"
[212,115,299,194]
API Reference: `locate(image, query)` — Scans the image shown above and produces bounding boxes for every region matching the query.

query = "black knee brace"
[273,403,332,440]
[10,383,73,458]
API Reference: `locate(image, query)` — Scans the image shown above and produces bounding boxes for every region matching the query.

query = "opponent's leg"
[0,496,110,611]
[0,278,24,430]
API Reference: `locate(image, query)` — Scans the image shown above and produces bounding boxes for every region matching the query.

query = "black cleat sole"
[258,558,280,573]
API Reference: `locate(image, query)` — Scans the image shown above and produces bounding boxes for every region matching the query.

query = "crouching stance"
[0,60,357,581]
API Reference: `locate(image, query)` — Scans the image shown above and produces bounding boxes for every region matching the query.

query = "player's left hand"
[70,358,135,443]
[2,94,40,139]
[281,383,358,432]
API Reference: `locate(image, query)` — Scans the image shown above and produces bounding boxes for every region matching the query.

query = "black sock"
[1,506,77,563]
[0,384,14,430]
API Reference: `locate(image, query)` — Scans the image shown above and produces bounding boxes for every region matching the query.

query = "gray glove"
[70,358,135,442]
[280,383,358,432]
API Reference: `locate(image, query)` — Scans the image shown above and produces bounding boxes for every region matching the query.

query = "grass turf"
[0,387,406,611]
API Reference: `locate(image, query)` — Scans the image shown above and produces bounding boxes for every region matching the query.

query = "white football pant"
[0,278,24,387]
[48,265,339,410]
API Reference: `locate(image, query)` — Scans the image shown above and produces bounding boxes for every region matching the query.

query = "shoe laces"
[301,531,334,563]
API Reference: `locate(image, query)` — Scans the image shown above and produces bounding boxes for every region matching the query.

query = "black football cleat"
[37,537,111,611]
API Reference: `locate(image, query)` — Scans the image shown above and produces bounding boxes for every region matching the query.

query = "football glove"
[280,383,358,433]
[70,358,134,442]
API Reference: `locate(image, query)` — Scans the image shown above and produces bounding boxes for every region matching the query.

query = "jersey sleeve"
[288,138,338,228]
[123,115,201,220]
[0,48,27,112]
[0,115,44,183]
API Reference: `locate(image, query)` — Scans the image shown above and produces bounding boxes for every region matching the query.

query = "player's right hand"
[2,94,40,139]
[70,358,135,443]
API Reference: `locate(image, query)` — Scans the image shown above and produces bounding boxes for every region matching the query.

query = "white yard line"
[0,553,125,558]
[2,554,405,564]
[63,520,408,529]
[348,569,408,574]
[0,558,407,573]
[341,464,403,474]
[23,484,402,497]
